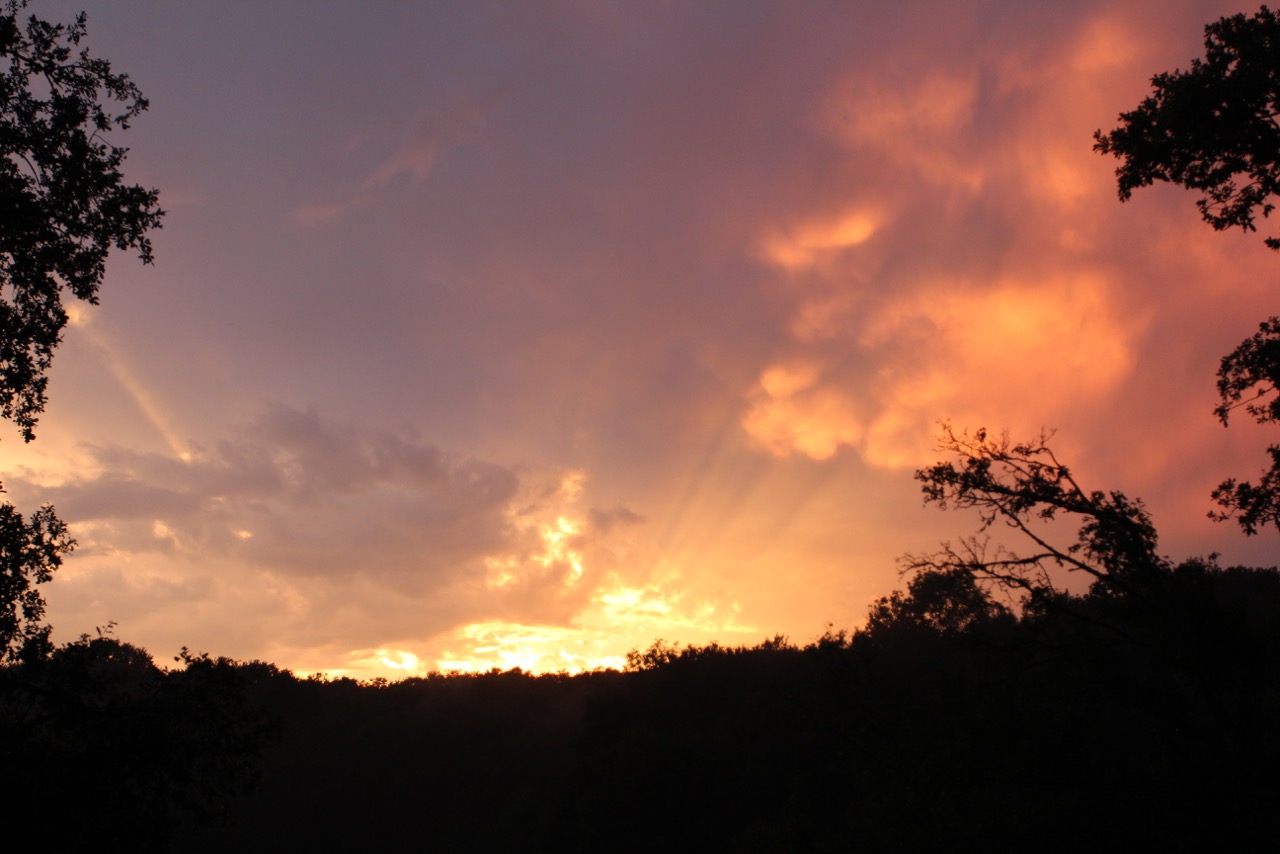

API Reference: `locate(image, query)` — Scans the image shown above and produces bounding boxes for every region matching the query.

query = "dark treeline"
[8,552,1276,851]
[192,560,1278,850]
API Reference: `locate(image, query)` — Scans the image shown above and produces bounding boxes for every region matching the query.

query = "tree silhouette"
[0,501,72,662]
[0,0,163,440]
[1096,6,1280,535]
[863,566,1012,638]
[0,2,160,655]
[2,634,275,851]
[1094,7,1280,249]
[1212,317,1280,532]
[905,424,1165,606]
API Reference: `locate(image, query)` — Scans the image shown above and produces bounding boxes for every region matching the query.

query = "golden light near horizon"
[429,582,755,676]
[448,513,759,676]
[484,472,589,591]
[539,516,585,582]
[597,584,675,618]
[435,620,627,674]
[378,649,420,671]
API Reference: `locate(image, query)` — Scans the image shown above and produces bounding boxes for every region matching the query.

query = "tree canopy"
[906,424,1164,605]
[1211,317,1280,533]
[0,500,71,662]
[1094,6,1280,249]
[0,0,162,440]
[1097,6,1280,535]
[0,2,159,661]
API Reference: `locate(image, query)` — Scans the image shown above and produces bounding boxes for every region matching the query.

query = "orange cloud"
[822,72,983,189]
[741,273,1139,467]
[860,273,1140,467]
[742,362,864,461]
[760,208,883,272]
[789,290,861,342]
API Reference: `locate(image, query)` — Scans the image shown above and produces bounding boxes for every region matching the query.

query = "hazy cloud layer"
[4,0,1276,674]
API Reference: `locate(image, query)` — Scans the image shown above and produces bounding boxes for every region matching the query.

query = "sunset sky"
[4,0,1278,677]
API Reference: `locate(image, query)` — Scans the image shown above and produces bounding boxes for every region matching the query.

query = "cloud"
[760,208,885,272]
[13,404,520,589]
[288,92,489,228]
[822,71,984,190]
[742,379,865,461]
[734,7,1169,470]
[743,268,1141,467]
[861,274,1141,466]
[290,201,356,227]
[14,403,757,676]
[364,95,489,189]
[588,505,645,534]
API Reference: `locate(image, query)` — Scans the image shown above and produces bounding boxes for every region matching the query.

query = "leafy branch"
[907,425,1165,603]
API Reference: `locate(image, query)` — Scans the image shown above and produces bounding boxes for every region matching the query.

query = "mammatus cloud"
[741,275,1140,466]
[759,208,884,274]
[743,363,864,461]
[736,9,1168,469]
[823,72,984,191]
[858,274,1141,467]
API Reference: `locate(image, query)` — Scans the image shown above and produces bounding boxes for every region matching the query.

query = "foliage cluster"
[1094,7,1280,247]
[1213,317,1280,531]
[0,631,274,850]
[0,0,162,439]
[0,8,246,849]
[907,425,1163,597]
[0,499,71,662]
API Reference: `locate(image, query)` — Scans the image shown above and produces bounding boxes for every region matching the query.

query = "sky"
[3,0,1278,677]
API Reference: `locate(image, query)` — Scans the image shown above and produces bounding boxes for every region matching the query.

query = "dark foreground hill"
[11,554,1271,851]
